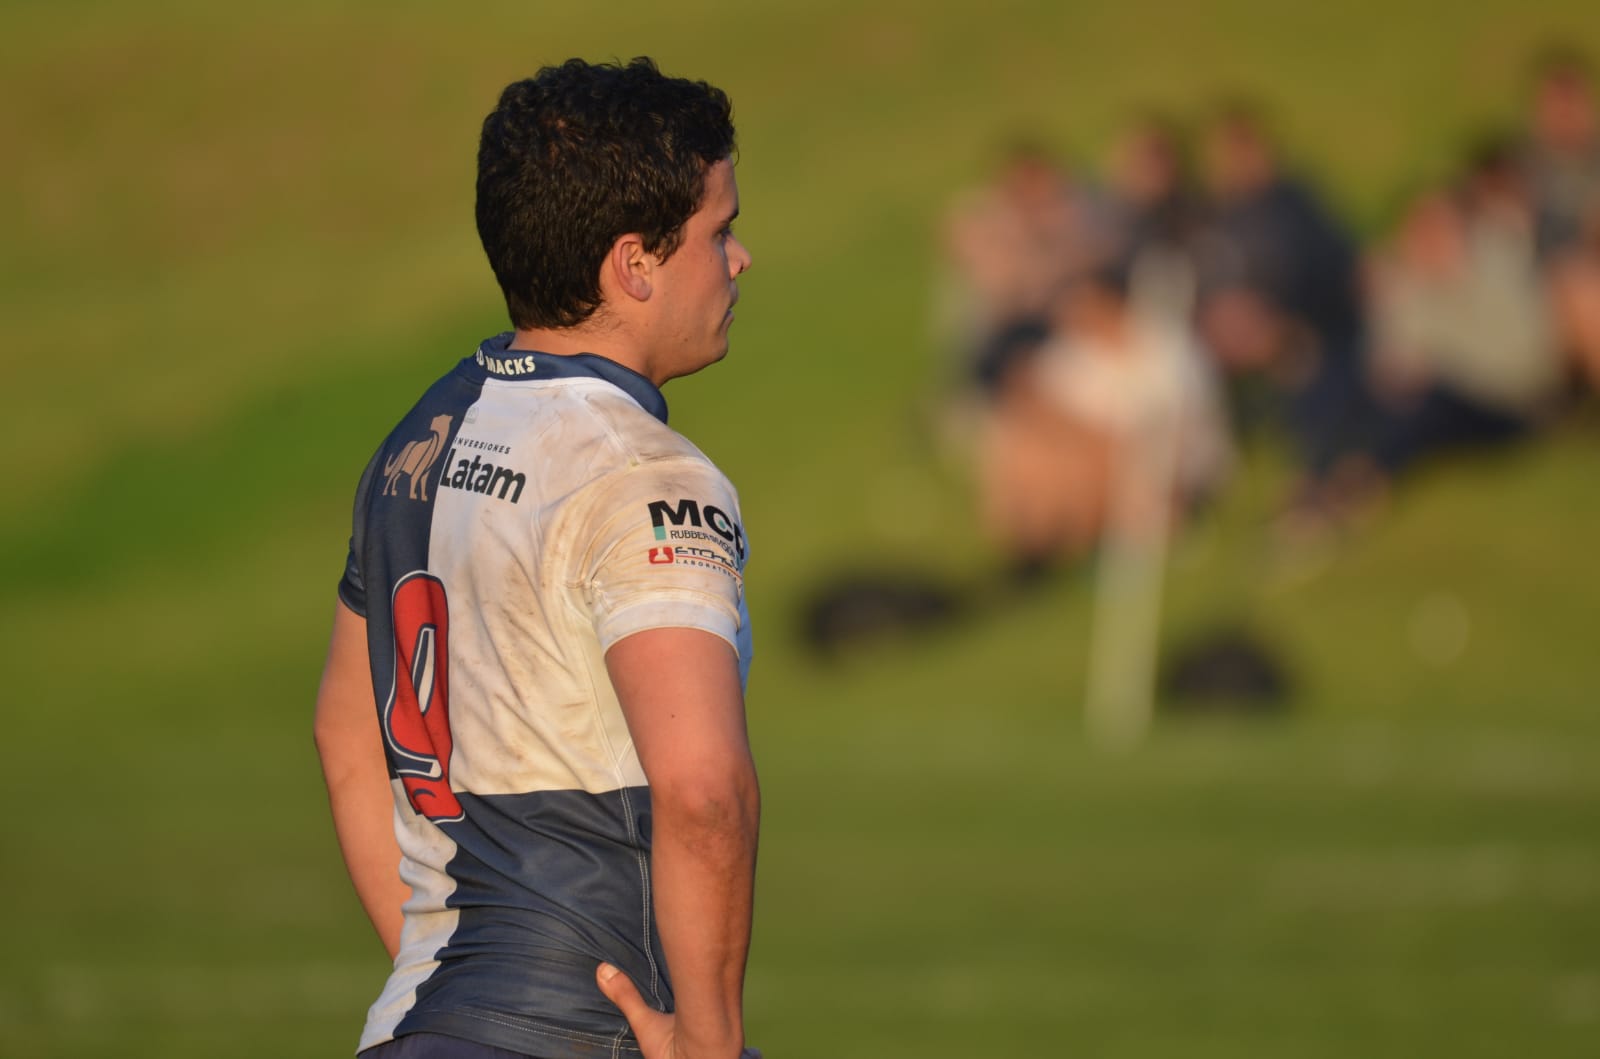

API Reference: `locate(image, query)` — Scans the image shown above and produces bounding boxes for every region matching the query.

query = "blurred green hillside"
[3,3,1598,1057]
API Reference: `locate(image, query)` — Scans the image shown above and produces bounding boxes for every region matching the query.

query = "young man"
[314,58,759,1059]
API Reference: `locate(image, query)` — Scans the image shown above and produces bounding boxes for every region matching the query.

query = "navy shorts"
[360,1032,549,1059]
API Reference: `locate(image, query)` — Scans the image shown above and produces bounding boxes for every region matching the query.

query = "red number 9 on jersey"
[382,572,465,822]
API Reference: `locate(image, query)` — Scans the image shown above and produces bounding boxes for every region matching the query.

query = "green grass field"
[4,3,1599,1056]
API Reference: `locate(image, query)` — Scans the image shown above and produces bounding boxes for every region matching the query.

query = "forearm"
[314,600,408,959]
[649,761,760,1055]
[605,627,760,1057]
[319,746,408,959]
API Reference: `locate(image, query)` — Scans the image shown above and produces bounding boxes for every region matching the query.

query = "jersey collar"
[465,332,669,424]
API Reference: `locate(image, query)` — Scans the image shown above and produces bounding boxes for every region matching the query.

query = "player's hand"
[596,963,761,1059]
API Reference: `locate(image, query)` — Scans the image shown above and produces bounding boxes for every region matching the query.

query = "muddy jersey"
[337,332,751,1058]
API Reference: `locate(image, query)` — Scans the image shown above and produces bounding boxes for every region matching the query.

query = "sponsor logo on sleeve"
[644,498,747,584]
[643,544,742,581]
[647,498,746,564]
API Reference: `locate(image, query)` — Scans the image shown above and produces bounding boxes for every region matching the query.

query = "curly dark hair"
[476,57,736,330]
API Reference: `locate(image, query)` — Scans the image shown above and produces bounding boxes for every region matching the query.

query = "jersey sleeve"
[577,457,749,656]
[336,447,385,617]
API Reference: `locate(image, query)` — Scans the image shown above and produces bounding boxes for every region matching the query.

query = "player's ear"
[605,233,654,303]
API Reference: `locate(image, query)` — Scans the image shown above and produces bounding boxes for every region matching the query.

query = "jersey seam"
[616,785,665,1007]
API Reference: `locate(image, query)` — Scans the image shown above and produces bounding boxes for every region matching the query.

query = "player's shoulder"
[563,385,737,507]
[577,384,715,469]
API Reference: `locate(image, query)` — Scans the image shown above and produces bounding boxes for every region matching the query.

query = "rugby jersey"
[338,332,751,1058]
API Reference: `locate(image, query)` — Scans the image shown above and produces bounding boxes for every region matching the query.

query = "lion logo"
[383,414,453,501]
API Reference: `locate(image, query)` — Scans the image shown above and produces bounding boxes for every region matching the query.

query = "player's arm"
[314,598,407,959]
[599,627,759,1059]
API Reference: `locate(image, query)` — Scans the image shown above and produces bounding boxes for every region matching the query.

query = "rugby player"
[314,57,759,1059]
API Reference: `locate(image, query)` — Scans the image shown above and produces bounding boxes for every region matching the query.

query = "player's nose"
[728,234,752,277]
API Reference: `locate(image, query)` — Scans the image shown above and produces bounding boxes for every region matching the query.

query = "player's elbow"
[650,756,760,846]
[312,717,349,789]
[312,705,345,764]
[312,701,371,787]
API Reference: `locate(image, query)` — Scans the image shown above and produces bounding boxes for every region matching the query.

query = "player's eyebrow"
[721,206,740,227]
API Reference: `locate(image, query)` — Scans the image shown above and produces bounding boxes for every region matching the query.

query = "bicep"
[605,627,750,789]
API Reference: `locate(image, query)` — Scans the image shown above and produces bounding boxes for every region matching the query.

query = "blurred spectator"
[1365,171,1559,475]
[1517,48,1600,397]
[1105,112,1202,257]
[977,265,1232,568]
[1193,102,1376,484]
[977,351,1111,568]
[1103,110,1205,325]
[1549,201,1600,392]
[1520,47,1600,262]
[938,142,1116,393]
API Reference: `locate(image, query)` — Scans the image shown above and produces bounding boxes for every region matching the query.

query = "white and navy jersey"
[337,333,751,1058]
